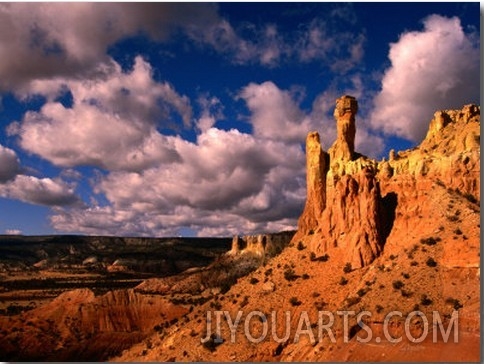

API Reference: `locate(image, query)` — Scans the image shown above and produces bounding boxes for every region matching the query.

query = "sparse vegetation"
[453,228,462,235]
[392,280,404,290]
[249,277,259,285]
[401,289,413,298]
[339,277,348,286]
[402,273,410,279]
[297,241,306,250]
[310,252,329,262]
[445,297,463,310]
[314,300,327,310]
[283,267,299,281]
[420,237,440,246]
[343,262,352,273]
[210,301,222,311]
[375,304,384,313]
[463,193,478,204]
[240,296,249,308]
[356,288,367,297]
[289,297,302,306]
[302,273,310,280]
[426,257,437,267]
[202,333,223,352]
[345,296,361,307]
[447,214,459,222]
[420,294,433,306]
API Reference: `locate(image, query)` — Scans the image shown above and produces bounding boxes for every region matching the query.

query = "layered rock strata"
[296,96,480,268]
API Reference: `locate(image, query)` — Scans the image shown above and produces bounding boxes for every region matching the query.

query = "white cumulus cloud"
[370,15,480,142]
[10,57,190,172]
[0,3,221,90]
[51,126,306,237]
[239,81,317,143]
[0,175,79,206]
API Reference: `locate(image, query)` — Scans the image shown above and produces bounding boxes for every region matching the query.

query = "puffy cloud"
[48,79,385,237]
[196,95,224,133]
[0,3,220,90]
[10,57,190,172]
[370,15,479,142]
[0,145,20,182]
[0,175,79,206]
[0,2,363,90]
[296,19,365,73]
[51,124,306,237]
[0,143,80,207]
[239,81,317,143]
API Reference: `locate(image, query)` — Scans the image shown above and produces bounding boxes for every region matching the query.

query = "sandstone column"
[297,132,327,235]
[329,95,358,163]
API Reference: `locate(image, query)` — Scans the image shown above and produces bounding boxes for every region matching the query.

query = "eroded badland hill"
[0,97,480,362]
[113,97,480,362]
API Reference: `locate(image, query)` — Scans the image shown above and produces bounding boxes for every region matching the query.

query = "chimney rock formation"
[297,132,328,235]
[328,95,358,163]
[296,96,479,269]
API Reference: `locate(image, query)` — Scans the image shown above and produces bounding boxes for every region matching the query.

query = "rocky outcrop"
[316,166,384,268]
[296,97,480,269]
[296,132,327,235]
[382,104,481,201]
[296,95,385,268]
[0,288,187,361]
[328,95,357,163]
[229,231,294,257]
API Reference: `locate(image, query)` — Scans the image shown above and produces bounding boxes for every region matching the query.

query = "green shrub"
[339,277,348,286]
[392,280,404,290]
[289,297,302,306]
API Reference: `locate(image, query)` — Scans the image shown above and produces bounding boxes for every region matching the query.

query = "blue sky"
[0,3,480,237]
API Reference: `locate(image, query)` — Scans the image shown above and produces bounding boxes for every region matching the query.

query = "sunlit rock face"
[295,96,480,269]
[296,131,328,236]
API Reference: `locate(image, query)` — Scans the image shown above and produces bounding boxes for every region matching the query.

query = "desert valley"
[0,96,480,362]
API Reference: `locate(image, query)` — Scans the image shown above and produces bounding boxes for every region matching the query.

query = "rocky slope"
[112,97,480,362]
[0,231,293,361]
